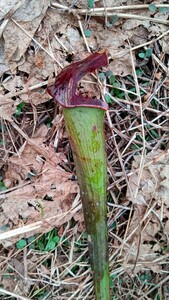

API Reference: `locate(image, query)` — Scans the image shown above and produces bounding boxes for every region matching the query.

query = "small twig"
[0,202,82,240]
[152,52,168,74]
[0,288,29,300]
[85,12,169,25]
[131,29,169,51]
[51,2,169,12]
[4,79,54,99]
[55,34,69,52]
[0,181,30,196]
[77,15,91,53]
[51,2,169,25]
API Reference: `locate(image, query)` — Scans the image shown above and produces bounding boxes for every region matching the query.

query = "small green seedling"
[138,48,152,59]
[15,102,25,116]
[0,179,6,191]
[16,239,27,249]
[158,7,169,13]
[84,29,92,37]
[106,15,119,28]
[35,229,60,252]
[148,3,157,13]
[149,4,169,13]
[88,0,94,8]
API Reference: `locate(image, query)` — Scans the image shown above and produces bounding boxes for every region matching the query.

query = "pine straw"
[1,3,169,300]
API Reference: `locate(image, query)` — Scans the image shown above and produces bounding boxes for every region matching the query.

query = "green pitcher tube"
[47,51,110,299]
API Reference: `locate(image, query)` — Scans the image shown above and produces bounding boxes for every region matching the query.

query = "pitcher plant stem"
[47,51,110,299]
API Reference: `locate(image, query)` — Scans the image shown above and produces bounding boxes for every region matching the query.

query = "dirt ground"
[0,0,169,299]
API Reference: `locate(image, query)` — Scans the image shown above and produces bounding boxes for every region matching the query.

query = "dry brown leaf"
[2,75,25,93]
[141,217,160,242]
[65,26,83,53]
[2,0,49,67]
[0,125,80,241]
[108,50,135,77]
[127,150,169,205]
[0,96,15,121]
[124,150,169,272]
[148,22,169,54]
[25,89,51,105]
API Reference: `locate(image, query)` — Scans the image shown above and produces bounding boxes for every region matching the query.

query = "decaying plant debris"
[0,0,169,299]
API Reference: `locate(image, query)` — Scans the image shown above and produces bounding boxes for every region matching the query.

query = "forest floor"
[0,0,169,299]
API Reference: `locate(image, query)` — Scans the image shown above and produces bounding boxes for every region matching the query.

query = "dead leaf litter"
[0,0,169,298]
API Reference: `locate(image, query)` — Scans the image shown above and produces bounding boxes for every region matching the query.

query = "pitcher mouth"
[47,51,108,110]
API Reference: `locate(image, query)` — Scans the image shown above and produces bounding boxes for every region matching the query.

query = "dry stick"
[68,280,89,300]
[131,29,169,51]
[77,15,91,53]
[131,46,146,198]
[0,202,82,240]
[151,52,168,74]
[143,78,168,111]
[23,247,28,285]
[106,110,133,194]
[60,256,90,299]
[0,19,8,38]
[101,0,109,27]
[0,181,30,196]
[60,248,88,278]
[0,119,7,157]
[5,79,53,98]
[118,201,158,259]
[109,145,169,186]
[82,12,169,25]
[51,2,169,12]
[101,80,134,242]
[0,288,29,300]
[51,2,169,25]
[55,34,69,52]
